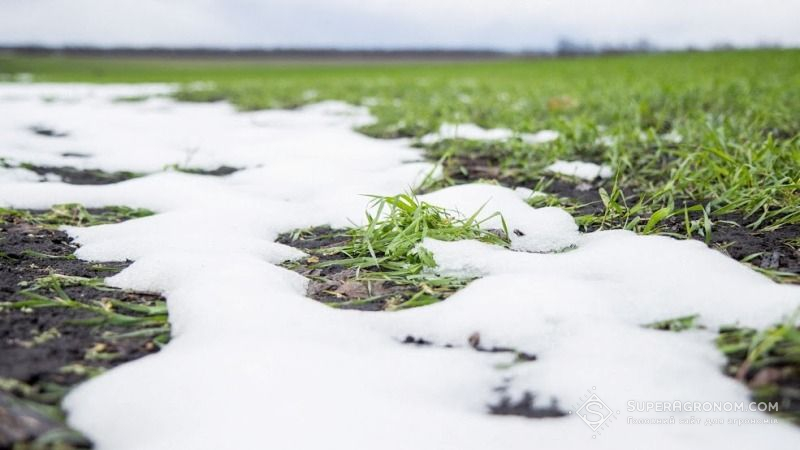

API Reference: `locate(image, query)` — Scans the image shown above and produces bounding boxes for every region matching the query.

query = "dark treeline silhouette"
[555,38,656,56]
[0,46,518,61]
[0,41,785,60]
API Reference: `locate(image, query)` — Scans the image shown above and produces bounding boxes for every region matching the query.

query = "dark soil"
[279,227,554,418]
[447,154,601,198]
[29,126,68,138]
[401,335,434,346]
[174,166,240,176]
[441,154,800,280]
[400,332,537,362]
[399,335,551,418]
[0,211,168,448]
[467,332,537,362]
[659,214,800,278]
[710,218,799,274]
[717,326,800,425]
[19,164,240,186]
[61,152,91,159]
[489,390,567,419]
[276,156,800,426]
[437,149,607,211]
[276,227,454,311]
[543,178,606,212]
[22,165,140,185]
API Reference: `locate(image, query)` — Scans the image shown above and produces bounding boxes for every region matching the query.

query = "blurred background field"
[4,50,798,251]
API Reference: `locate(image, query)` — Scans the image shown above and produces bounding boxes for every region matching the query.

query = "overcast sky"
[2,0,799,50]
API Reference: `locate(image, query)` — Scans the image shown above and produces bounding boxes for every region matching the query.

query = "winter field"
[1,50,799,449]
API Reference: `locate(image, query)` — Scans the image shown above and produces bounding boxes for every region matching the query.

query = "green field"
[4,50,799,279]
[2,50,800,437]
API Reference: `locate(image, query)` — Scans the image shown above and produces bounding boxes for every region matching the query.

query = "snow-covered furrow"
[0,83,798,449]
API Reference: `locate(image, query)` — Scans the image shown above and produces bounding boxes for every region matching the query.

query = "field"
[6,51,799,247]
[1,50,799,448]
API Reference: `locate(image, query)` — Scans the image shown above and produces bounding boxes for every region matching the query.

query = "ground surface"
[0,51,799,449]
[4,50,798,278]
[0,207,167,449]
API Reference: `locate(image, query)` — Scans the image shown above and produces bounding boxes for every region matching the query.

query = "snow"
[521,129,561,145]
[596,131,684,147]
[0,166,59,183]
[546,159,614,180]
[0,84,388,173]
[661,130,684,144]
[419,184,578,252]
[420,122,559,145]
[0,83,798,449]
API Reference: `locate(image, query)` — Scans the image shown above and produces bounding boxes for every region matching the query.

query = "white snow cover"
[0,83,799,450]
[420,122,559,145]
[661,130,684,144]
[419,184,578,252]
[546,159,614,180]
[596,131,684,148]
[0,167,59,183]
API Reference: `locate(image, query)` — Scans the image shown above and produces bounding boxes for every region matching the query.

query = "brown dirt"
[0,211,168,448]
[276,227,460,311]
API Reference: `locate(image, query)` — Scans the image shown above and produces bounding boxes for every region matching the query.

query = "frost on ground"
[0,83,799,450]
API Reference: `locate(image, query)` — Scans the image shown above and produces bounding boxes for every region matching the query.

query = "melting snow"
[420,122,559,145]
[661,130,684,144]
[0,83,798,449]
[546,159,614,180]
[419,184,578,253]
[0,166,59,183]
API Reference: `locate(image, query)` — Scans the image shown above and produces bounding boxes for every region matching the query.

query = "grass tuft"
[717,309,800,423]
[325,193,508,277]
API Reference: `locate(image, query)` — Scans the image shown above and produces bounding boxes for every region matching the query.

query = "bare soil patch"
[0,210,168,448]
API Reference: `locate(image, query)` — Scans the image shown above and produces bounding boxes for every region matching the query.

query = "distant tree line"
[553,38,787,56]
[0,46,511,61]
[0,41,789,60]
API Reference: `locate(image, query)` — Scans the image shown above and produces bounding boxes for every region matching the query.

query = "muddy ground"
[0,210,168,449]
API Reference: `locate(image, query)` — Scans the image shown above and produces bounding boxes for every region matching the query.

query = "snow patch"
[0,166,60,183]
[420,184,578,252]
[420,122,559,145]
[546,159,613,180]
[0,84,798,450]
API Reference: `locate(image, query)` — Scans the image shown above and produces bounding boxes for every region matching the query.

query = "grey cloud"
[1,0,798,49]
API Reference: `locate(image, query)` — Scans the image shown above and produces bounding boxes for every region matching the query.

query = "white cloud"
[1,0,798,49]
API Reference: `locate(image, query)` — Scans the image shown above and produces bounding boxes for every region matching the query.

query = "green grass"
[328,193,508,276]
[717,310,800,424]
[0,203,154,227]
[2,50,798,290]
[0,377,89,449]
[644,314,702,332]
[286,194,508,310]
[0,207,170,448]
[2,50,800,427]
[5,273,169,332]
[3,50,798,239]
